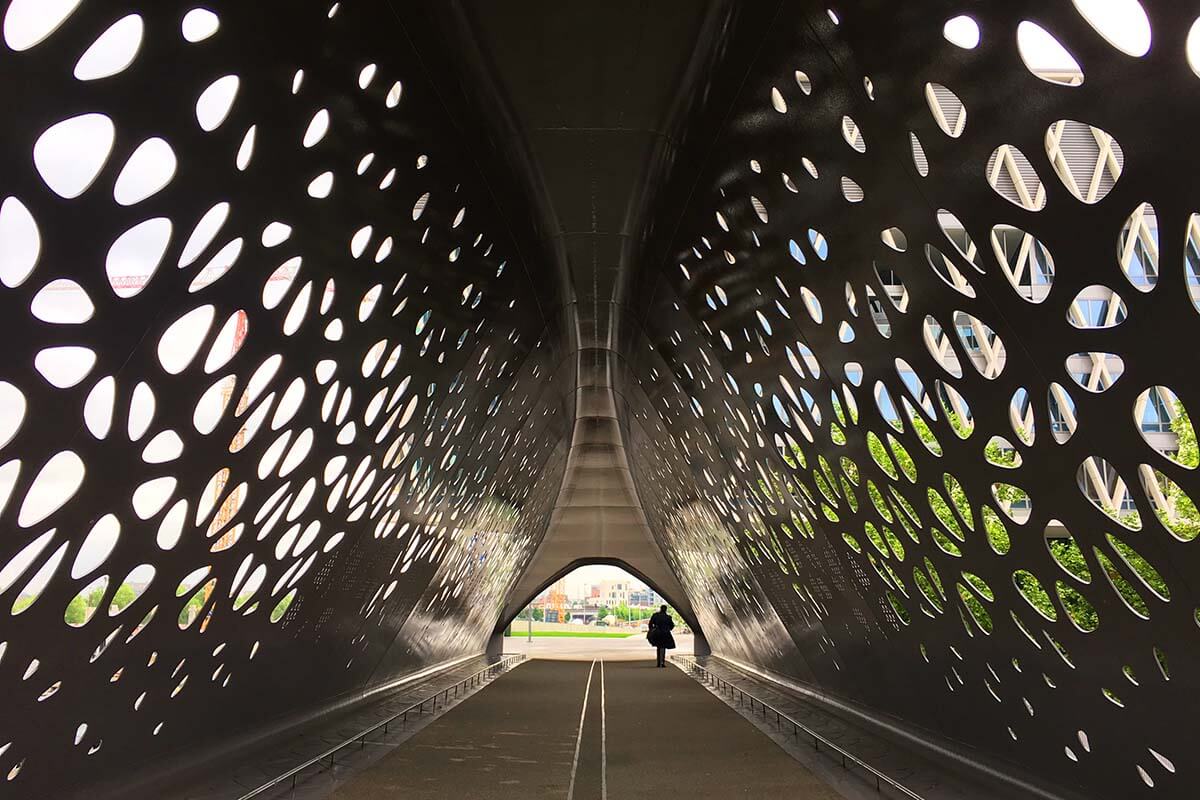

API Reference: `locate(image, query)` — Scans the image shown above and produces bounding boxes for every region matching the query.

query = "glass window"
[1012,388,1031,418]
[1076,299,1104,326]
[994,228,1054,286]
[1123,224,1159,288]
[1030,240,1054,284]
[1049,390,1072,433]
[1186,234,1200,285]
[1141,389,1173,433]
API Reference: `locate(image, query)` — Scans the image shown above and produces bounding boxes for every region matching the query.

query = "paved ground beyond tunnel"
[502,632,695,660]
[328,659,842,799]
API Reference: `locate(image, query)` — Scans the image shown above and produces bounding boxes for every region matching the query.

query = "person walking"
[647,604,676,667]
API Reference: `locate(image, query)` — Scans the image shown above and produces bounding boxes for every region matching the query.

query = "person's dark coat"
[647,610,676,649]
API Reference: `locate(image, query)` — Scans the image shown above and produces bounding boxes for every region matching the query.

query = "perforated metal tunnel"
[0,2,1197,798]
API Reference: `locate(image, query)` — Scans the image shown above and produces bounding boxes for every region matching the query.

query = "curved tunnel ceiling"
[0,2,1197,800]
[449,0,720,635]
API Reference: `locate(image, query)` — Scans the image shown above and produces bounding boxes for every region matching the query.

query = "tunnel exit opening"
[497,560,696,662]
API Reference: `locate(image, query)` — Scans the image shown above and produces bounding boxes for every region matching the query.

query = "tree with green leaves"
[64,594,88,625]
[1164,400,1200,540]
[109,583,137,614]
[178,587,209,627]
[85,584,107,609]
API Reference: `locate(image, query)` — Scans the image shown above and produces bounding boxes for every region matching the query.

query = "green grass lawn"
[504,630,635,638]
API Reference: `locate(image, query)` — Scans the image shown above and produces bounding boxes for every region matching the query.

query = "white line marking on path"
[567,659,597,800]
[600,660,607,800]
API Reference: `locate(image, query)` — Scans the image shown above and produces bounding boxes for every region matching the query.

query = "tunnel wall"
[0,2,570,797]
[622,2,1200,799]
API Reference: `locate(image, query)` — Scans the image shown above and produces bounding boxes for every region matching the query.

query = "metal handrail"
[672,655,922,799]
[236,654,526,800]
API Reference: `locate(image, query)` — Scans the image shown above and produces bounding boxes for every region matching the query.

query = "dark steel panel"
[0,2,567,797]
[625,2,1198,798]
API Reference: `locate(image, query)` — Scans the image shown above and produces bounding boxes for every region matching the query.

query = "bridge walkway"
[327,658,841,799]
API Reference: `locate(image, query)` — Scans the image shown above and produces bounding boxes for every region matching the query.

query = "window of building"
[1049,391,1073,432]
[956,324,980,351]
[1075,298,1125,327]
[1125,234,1159,288]
[993,227,1055,288]
[1141,389,1173,433]
[1186,233,1200,285]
